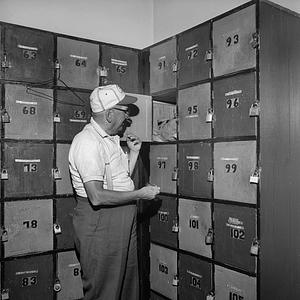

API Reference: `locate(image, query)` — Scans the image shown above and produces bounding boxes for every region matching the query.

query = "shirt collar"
[90,117,120,143]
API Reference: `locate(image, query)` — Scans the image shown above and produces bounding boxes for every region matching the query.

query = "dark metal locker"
[55,89,91,141]
[55,197,76,250]
[178,253,212,300]
[178,23,211,87]
[4,84,53,140]
[214,203,257,273]
[150,38,177,94]
[3,199,53,258]
[101,45,139,93]
[3,24,54,83]
[3,255,53,300]
[57,37,99,89]
[215,265,256,300]
[150,195,178,248]
[178,142,212,198]
[56,251,83,300]
[212,5,256,77]
[178,83,211,140]
[3,142,54,198]
[213,72,257,138]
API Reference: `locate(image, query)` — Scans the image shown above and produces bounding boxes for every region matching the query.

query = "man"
[68,84,160,300]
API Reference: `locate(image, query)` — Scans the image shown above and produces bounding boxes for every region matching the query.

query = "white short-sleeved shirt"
[68,117,134,198]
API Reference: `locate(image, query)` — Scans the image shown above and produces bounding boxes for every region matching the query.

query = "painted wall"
[0,0,153,49]
[153,0,300,44]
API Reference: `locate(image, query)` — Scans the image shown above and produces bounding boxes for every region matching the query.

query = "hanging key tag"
[1,109,10,123]
[1,169,8,180]
[52,168,62,180]
[53,279,62,292]
[249,100,260,117]
[250,239,259,256]
[206,108,214,123]
[205,49,213,61]
[207,291,215,300]
[250,167,261,184]
[205,228,214,245]
[171,167,178,181]
[1,289,9,300]
[207,169,214,182]
[53,223,62,235]
[1,228,8,242]
[53,113,61,123]
[172,274,179,286]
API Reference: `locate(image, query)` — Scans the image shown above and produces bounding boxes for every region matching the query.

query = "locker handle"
[1,109,11,123]
[205,228,214,245]
[1,53,12,69]
[206,108,214,123]
[205,49,213,61]
[97,66,109,77]
[1,289,9,300]
[172,60,179,72]
[54,60,61,70]
[1,227,8,242]
[53,279,62,292]
[172,274,179,286]
[207,169,214,182]
[53,223,62,234]
[250,167,261,184]
[172,221,179,233]
[250,238,259,256]
[1,169,8,180]
[171,168,178,181]
[249,100,260,117]
[250,32,260,49]
[206,291,215,300]
[53,113,61,123]
[52,168,62,180]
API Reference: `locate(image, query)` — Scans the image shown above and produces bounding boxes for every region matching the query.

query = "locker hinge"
[205,49,213,61]
[1,54,11,69]
[250,32,260,49]
[172,274,179,286]
[1,109,11,123]
[249,100,260,117]
[250,167,261,184]
[172,60,179,72]
[1,227,8,242]
[53,113,61,123]
[250,238,259,256]
[53,223,62,234]
[53,279,62,292]
[1,289,9,300]
[207,291,215,300]
[205,228,214,245]
[1,169,8,180]
[171,167,178,181]
[207,169,214,182]
[97,66,109,77]
[206,108,214,123]
[52,168,62,180]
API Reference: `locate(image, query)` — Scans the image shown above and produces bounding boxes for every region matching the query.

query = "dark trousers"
[72,197,139,300]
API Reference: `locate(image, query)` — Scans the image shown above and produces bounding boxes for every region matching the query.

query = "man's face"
[111,106,132,137]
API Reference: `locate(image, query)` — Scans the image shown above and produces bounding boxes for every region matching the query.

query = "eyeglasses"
[112,107,129,116]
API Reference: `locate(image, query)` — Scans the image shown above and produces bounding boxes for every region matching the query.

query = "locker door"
[214,203,257,273]
[0,25,3,79]
[215,265,256,300]
[178,199,212,258]
[152,101,177,142]
[3,255,53,300]
[150,243,177,300]
[57,37,99,89]
[121,93,152,142]
[178,83,211,140]
[150,291,167,300]
[56,144,73,195]
[57,251,83,300]
[178,253,212,300]
[150,195,178,248]
[213,72,257,138]
[3,199,53,257]
[4,24,54,83]
[55,197,76,250]
[4,84,53,140]
[101,45,139,93]
[178,23,211,86]
[55,89,91,141]
[150,38,177,94]
[3,142,54,198]
[178,142,212,198]
[149,144,177,194]
[213,5,256,77]
[214,141,257,204]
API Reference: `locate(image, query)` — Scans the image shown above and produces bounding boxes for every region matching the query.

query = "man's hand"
[138,184,160,200]
[126,134,142,152]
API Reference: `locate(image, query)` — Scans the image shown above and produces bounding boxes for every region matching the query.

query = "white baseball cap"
[90,84,137,113]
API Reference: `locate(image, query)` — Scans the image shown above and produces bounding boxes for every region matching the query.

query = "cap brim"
[119,94,137,105]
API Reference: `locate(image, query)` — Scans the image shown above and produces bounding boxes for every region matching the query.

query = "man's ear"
[105,109,113,123]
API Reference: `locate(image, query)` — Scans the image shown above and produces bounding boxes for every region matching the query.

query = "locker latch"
[249,100,260,117]
[172,220,179,233]
[250,32,260,49]
[53,223,62,234]
[1,227,8,242]
[206,291,215,300]
[172,274,179,286]
[1,53,11,69]
[206,108,214,123]
[1,289,9,300]
[205,228,214,245]
[207,169,214,182]
[250,238,259,256]
[172,60,179,72]
[97,66,109,77]
[171,168,178,181]
[53,279,62,292]
[1,169,8,180]
[52,168,62,180]
[53,112,61,123]
[250,167,261,184]
[205,49,213,61]
[1,109,11,123]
